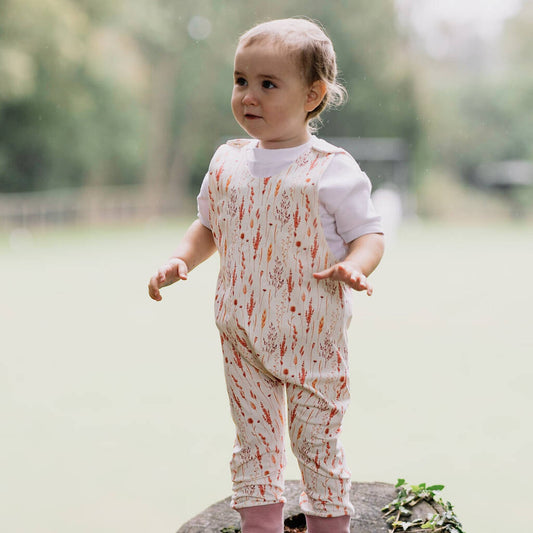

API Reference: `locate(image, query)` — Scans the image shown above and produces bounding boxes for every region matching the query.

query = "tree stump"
[177,480,441,532]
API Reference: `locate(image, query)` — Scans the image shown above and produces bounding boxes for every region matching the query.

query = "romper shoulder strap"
[225,138,256,149]
[309,136,346,155]
[210,138,253,166]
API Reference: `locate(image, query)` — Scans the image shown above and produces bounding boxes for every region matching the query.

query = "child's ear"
[305,80,327,112]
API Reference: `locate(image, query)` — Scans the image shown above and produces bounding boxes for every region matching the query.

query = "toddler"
[148,18,385,533]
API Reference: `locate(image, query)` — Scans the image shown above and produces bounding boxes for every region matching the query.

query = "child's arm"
[148,219,217,301]
[313,233,385,296]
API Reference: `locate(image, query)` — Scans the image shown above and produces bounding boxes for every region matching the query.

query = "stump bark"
[177,480,441,532]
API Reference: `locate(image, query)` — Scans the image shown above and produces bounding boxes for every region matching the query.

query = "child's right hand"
[148,257,189,301]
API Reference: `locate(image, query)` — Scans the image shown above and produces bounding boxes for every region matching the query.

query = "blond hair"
[238,18,347,128]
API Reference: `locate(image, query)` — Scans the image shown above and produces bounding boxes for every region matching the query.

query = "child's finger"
[176,261,189,280]
[357,276,373,296]
[348,273,372,295]
[348,273,363,289]
[313,266,334,279]
[148,279,162,301]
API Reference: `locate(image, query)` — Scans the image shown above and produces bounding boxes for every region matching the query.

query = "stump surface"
[177,480,441,532]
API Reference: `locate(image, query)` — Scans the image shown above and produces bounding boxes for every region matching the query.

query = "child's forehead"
[234,42,300,73]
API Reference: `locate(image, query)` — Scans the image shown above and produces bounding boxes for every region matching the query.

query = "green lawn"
[1,219,532,533]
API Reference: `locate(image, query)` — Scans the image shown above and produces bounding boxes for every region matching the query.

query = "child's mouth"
[245,113,261,119]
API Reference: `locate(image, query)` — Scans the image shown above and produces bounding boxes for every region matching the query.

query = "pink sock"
[238,502,284,533]
[305,514,351,533]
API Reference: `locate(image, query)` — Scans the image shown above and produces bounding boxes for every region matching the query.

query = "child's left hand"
[313,263,373,295]
[313,233,384,296]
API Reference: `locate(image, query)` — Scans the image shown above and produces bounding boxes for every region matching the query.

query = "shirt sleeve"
[318,152,384,243]
[196,172,211,229]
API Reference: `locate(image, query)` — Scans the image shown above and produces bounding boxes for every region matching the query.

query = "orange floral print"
[208,139,353,517]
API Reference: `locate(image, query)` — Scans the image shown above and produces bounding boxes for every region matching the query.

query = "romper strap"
[226,138,257,149]
[310,136,346,155]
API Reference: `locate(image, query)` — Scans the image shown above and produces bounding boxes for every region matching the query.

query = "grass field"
[1,218,532,533]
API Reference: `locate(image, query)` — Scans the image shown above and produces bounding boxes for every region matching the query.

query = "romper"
[207,138,355,518]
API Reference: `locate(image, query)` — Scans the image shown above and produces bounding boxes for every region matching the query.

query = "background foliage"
[0,0,532,212]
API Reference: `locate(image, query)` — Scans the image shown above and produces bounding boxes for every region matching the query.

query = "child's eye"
[262,80,276,89]
[235,77,247,86]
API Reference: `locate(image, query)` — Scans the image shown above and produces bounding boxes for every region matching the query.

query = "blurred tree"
[502,0,533,71]
[0,0,144,192]
[118,0,244,206]
[118,0,187,207]
[419,0,533,182]
[0,0,420,199]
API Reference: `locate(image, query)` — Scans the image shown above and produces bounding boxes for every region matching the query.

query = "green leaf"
[427,484,445,491]
[396,478,406,487]
[399,506,412,517]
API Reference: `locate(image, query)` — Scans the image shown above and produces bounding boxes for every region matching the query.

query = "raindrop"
[187,16,212,41]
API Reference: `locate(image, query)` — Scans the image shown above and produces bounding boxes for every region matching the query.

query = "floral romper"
[207,138,354,518]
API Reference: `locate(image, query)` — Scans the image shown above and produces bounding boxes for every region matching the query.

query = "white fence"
[0,186,182,229]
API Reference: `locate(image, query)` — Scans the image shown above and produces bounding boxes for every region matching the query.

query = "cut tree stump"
[177,480,442,532]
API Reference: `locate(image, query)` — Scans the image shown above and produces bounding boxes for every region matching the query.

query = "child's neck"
[257,132,312,150]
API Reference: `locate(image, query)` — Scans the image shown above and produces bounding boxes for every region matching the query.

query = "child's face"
[232,42,314,149]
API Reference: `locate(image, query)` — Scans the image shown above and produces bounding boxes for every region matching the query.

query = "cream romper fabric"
[207,138,355,518]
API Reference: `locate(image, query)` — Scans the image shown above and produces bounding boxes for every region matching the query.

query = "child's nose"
[242,89,258,106]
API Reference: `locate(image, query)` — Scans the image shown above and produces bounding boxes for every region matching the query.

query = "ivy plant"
[381,479,466,533]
